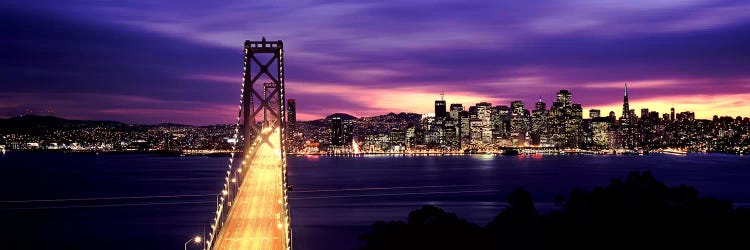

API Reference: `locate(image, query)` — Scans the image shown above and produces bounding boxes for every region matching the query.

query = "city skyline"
[2,1,750,124]
[0,85,740,125]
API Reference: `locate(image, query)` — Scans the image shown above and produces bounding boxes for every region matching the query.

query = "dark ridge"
[325,113,358,120]
[0,115,125,127]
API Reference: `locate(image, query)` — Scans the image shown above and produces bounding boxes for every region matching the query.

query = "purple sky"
[2,0,750,124]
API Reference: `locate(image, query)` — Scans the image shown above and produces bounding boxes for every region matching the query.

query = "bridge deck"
[212,130,289,250]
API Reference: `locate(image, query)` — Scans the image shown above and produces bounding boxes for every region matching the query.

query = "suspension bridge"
[205,38,291,250]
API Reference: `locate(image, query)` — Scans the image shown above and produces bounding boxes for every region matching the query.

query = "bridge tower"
[241,38,287,154]
[206,38,290,250]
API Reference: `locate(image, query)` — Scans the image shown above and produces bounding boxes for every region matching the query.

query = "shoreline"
[1,149,744,157]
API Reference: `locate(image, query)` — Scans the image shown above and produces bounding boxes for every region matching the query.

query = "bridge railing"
[204,134,263,250]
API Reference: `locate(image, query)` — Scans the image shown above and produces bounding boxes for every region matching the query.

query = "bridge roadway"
[212,129,289,250]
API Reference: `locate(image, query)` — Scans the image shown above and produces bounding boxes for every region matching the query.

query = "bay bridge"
[205,38,291,250]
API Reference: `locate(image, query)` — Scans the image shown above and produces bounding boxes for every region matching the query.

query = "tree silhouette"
[360,205,482,250]
[361,171,750,249]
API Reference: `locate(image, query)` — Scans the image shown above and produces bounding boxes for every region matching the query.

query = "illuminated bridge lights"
[206,38,290,250]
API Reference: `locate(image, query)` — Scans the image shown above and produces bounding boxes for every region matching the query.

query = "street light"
[184,236,202,250]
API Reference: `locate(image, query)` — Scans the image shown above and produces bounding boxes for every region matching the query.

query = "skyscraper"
[476,102,493,143]
[619,84,634,148]
[287,99,296,133]
[435,99,447,118]
[531,98,548,145]
[511,101,525,115]
[449,103,463,120]
[671,107,675,121]
[331,117,343,146]
[331,116,344,146]
[343,120,353,145]
[510,101,527,146]
[535,97,546,111]
[550,89,583,148]
[330,116,353,146]
[622,83,630,120]
[286,99,297,151]
[557,90,572,106]
[448,103,464,148]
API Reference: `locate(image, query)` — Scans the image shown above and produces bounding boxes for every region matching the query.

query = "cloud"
[2,1,750,124]
[186,74,239,84]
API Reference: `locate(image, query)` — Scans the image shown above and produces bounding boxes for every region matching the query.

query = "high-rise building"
[640,108,649,120]
[343,120,353,145]
[549,89,583,148]
[510,101,527,146]
[511,101,524,115]
[287,99,297,151]
[470,118,482,143]
[557,90,572,106]
[571,103,583,145]
[331,117,343,146]
[476,102,493,144]
[435,100,447,118]
[589,109,601,118]
[619,84,634,148]
[447,103,463,149]
[622,83,630,120]
[531,98,548,145]
[330,115,353,146]
[287,99,296,125]
[590,117,613,149]
[287,100,297,130]
[468,106,478,118]
[670,107,675,121]
[493,105,510,139]
[443,122,459,150]
[535,98,546,111]
[459,110,470,142]
[449,104,463,120]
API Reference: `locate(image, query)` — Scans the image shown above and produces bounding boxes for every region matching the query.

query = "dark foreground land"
[360,171,750,249]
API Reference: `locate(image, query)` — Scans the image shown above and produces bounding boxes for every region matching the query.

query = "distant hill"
[0,115,126,132]
[153,123,192,127]
[0,115,197,128]
[325,113,357,120]
[365,112,422,120]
